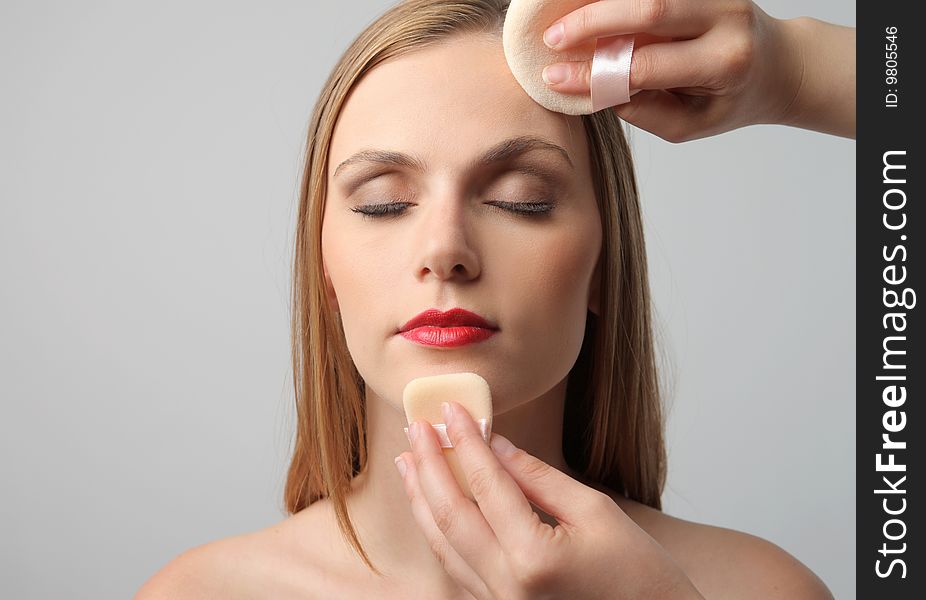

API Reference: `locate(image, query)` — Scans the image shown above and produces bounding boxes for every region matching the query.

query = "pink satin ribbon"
[591,34,635,111]
[404,417,491,449]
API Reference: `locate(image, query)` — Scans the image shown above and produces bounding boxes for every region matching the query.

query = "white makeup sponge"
[403,372,493,500]
[503,0,636,115]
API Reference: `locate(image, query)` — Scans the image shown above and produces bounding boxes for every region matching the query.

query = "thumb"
[489,433,601,530]
[613,89,707,143]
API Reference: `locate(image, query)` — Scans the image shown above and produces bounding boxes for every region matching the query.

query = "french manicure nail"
[394,455,407,477]
[543,64,568,85]
[490,434,517,457]
[543,22,564,48]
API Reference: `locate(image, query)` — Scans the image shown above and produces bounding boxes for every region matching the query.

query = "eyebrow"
[332,135,574,181]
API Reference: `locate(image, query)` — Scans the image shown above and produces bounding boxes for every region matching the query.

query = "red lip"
[398,308,499,348]
[399,308,498,333]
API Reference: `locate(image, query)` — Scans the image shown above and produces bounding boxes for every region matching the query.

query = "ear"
[587,254,601,316]
[323,261,339,312]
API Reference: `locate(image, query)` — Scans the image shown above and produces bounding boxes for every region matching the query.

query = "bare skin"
[542,0,856,141]
[135,485,833,599]
[135,3,845,597]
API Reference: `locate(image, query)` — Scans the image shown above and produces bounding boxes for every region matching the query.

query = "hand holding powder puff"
[395,373,704,600]
[504,0,855,141]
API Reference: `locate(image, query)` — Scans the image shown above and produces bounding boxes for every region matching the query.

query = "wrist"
[772,17,811,129]
[776,16,856,138]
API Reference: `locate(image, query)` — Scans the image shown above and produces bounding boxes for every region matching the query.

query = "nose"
[415,193,481,282]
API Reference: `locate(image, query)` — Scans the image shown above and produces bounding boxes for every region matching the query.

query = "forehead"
[328,33,588,178]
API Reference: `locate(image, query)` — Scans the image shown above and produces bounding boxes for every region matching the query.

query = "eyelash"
[350,200,555,219]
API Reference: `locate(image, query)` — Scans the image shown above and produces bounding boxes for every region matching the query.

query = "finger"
[443,401,558,556]
[612,89,714,143]
[542,38,718,95]
[545,0,716,51]
[397,451,494,600]
[487,432,606,534]
[408,418,509,590]
[630,37,726,91]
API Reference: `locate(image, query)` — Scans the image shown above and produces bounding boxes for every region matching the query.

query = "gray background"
[0,0,855,598]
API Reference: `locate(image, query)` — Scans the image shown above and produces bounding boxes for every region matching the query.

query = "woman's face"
[322,33,602,414]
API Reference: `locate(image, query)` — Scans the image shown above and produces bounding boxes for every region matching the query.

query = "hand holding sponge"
[503,0,637,114]
[402,372,493,500]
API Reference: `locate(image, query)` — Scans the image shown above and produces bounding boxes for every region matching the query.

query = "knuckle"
[568,7,592,43]
[453,427,484,454]
[467,463,499,499]
[509,549,555,593]
[428,535,451,568]
[412,447,428,471]
[725,0,758,26]
[582,489,618,517]
[431,497,463,537]
[664,127,689,144]
[614,100,640,122]
[638,0,669,25]
[669,128,697,144]
[723,33,754,76]
[593,489,619,511]
[560,7,590,44]
[518,454,553,483]
[629,48,654,85]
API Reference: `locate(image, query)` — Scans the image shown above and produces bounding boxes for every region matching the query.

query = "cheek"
[322,221,402,371]
[323,216,392,314]
[541,236,596,319]
[486,217,600,405]
[497,218,601,344]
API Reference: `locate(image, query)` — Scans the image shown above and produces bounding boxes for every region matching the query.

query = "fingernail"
[542,64,568,85]
[409,421,420,443]
[394,455,407,478]
[543,22,564,48]
[441,401,453,425]
[490,434,517,457]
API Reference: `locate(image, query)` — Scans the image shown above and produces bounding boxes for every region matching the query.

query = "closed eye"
[349,201,411,218]
[349,200,555,219]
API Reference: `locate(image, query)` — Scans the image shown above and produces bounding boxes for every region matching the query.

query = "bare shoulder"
[614,497,835,600]
[133,512,328,600]
[133,536,254,600]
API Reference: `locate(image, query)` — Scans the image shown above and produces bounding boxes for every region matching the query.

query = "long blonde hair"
[285,0,667,576]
